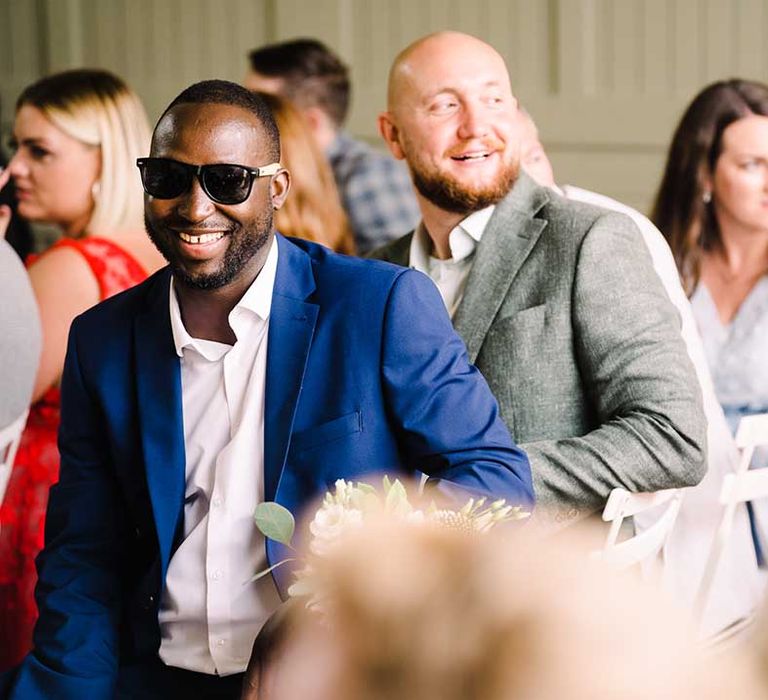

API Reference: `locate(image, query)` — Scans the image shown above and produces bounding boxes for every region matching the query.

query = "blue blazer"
[9,235,532,699]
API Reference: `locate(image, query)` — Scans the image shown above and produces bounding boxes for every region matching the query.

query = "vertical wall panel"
[642,0,672,93]
[734,0,766,77]
[3,0,768,212]
[703,0,735,82]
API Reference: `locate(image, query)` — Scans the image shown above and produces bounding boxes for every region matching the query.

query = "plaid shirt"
[328,131,420,254]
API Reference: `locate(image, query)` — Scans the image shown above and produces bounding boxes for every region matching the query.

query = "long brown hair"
[651,79,768,295]
[259,92,355,255]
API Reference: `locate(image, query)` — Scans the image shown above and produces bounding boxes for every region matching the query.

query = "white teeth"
[454,153,489,161]
[178,231,225,244]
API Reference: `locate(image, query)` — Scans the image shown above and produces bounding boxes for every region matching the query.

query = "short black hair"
[248,38,350,127]
[160,79,280,161]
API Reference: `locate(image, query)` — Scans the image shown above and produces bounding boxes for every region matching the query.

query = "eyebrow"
[10,136,51,148]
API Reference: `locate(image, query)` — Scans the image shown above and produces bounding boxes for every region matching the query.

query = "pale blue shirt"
[691,277,768,442]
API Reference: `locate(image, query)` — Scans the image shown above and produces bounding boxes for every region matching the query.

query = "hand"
[0,168,11,239]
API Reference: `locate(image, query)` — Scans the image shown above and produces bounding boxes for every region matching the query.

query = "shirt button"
[217,639,226,647]
[212,497,222,508]
[211,570,222,581]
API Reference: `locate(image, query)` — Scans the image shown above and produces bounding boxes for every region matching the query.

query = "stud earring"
[91,180,101,203]
[702,190,712,204]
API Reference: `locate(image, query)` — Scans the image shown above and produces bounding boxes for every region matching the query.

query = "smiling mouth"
[177,231,226,244]
[451,151,494,162]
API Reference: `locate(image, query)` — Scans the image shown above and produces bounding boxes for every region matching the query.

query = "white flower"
[308,503,363,556]
[406,509,426,525]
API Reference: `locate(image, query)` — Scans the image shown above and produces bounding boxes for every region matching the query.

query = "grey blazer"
[0,239,40,430]
[371,173,706,522]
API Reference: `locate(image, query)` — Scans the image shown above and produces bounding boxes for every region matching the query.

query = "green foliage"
[254,502,295,547]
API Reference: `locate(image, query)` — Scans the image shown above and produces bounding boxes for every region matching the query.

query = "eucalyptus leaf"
[254,502,295,547]
[248,557,297,583]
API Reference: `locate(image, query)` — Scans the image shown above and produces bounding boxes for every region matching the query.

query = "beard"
[144,210,272,290]
[407,146,519,215]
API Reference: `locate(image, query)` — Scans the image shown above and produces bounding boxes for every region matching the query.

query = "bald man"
[371,31,706,523]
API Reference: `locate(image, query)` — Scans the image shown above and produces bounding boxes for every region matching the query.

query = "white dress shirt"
[158,239,282,675]
[409,206,495,318]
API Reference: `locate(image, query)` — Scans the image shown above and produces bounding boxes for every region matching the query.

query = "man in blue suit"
[8,82,532,699]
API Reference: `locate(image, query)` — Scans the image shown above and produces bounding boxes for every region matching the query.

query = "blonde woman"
[260,92,355,254]
[0,69,164,669]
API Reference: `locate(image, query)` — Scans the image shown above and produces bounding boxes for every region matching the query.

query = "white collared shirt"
[158,239,282,676]
[409,206,495,317]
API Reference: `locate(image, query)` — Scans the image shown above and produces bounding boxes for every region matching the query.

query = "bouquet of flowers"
[253,477,529,608]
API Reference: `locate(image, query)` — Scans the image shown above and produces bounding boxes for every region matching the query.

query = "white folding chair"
[595,487,683,580]
[694,413,768,627]
[0,408,29,511]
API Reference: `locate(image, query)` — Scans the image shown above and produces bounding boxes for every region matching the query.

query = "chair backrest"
[734,413,768,472]
[694,412,768,629]
[596,487,683,576]
[0,408,28,509]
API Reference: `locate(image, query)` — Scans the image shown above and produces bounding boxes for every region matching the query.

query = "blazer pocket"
[491,303,547,338]
[290,411,363,454]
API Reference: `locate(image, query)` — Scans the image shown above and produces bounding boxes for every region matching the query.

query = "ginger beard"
[403,136,520,214]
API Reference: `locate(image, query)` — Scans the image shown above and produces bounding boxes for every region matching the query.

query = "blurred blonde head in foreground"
[260,516,761,700]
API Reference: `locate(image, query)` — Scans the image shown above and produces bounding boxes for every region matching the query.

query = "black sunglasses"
[136,157,281,205]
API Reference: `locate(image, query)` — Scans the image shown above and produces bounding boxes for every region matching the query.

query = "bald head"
[387,32,512,114]
[378,31,520,218]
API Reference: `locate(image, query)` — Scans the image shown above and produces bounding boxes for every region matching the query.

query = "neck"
[174,244,270,344]
[61,210,93,238]
[418,195,468,260]
[714,220,768,278]
[174,283,242,345]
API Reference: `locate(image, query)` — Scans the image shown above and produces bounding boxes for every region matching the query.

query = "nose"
[7,150,29,179]
[176,177,216,222]
[457,101,490,140]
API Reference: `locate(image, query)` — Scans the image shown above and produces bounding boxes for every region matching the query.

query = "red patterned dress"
[0,237,148,670]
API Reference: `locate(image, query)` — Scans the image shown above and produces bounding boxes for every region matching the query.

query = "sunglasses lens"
[203,165,252,204]
[141,160,190,199]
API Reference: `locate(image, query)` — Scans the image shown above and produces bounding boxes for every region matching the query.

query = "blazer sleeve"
[10,320,121,700]
[380,268,534,509]
[524,212,706,518]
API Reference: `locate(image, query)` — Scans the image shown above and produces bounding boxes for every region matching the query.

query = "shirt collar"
[169,236,279,358]
[409,205,496,273]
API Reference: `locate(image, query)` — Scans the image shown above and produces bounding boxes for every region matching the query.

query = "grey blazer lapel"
[453,173,549,363]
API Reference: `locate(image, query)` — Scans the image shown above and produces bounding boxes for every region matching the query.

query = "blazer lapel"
[133,268,186,580]
[263,235,319,502]
[453,173,549,363]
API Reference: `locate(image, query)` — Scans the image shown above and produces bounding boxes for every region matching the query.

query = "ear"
[270,169,291,210]
[378,112,406,160]
[303,106,336,151]
[303,106,325,132]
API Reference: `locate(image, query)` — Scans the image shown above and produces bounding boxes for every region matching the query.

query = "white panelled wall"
[2,0,768,214]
